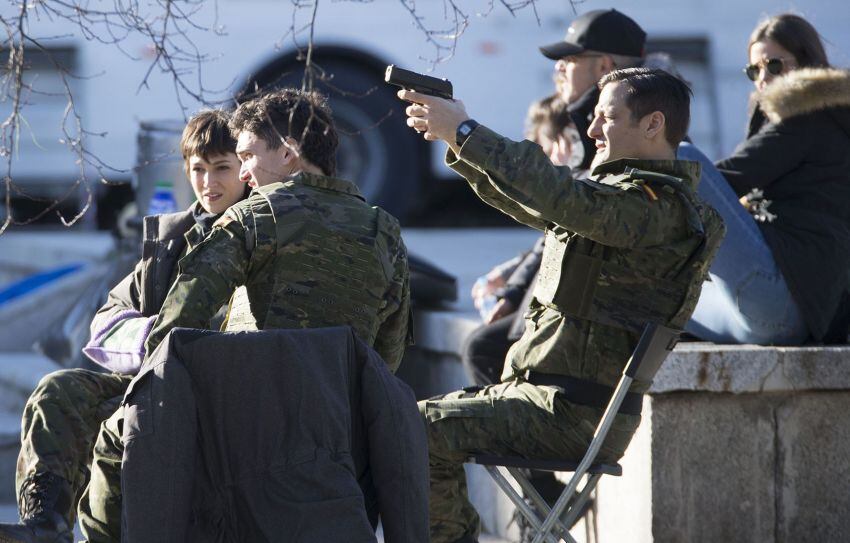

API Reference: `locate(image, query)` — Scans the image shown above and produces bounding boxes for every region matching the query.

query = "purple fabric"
[83,310,156,374]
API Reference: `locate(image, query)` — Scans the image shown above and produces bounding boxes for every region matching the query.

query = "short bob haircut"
[598,67,693,148]
[180,109,237,171]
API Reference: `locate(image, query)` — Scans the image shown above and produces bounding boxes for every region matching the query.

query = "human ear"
[642,111,666,140]
[281,136,302,163]
[597,55,615,78]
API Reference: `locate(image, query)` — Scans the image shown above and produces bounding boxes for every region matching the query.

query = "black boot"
[0,472,73,543]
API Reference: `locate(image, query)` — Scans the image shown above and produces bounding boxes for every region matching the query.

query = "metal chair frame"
[467,323,680,543]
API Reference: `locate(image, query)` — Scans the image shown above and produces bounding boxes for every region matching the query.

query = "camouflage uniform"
[13,208,209,534]
[79,172,411,543]
[421,125,725,542]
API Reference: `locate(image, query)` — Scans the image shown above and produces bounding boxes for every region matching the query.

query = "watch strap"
[456,119,480,147]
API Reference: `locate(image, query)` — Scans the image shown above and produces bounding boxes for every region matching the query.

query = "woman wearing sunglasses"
[687,13,850,345]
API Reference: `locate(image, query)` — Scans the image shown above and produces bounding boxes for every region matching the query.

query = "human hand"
[398,89,470,154]
[485,298,516,324]
[549,136,571,167]
[471,273,506,304]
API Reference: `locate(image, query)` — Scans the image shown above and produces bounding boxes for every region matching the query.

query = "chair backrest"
[624,323,680,384]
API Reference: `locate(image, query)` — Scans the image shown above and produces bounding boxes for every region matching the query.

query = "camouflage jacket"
[448,125,725,390]
[145,172,411,372]
[85,207,209,373]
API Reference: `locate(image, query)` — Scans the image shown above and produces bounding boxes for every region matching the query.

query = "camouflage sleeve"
[144,214,251,359]
[446,143,550,231]
[372,238,412,374]
[456,125,684,248]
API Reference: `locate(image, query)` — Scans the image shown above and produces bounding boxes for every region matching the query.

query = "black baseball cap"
[539,9,646,60]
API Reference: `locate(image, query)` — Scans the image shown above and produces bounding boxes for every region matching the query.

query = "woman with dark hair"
[741,14,829,137]
[686,13,850,344]
[0,110,248,542]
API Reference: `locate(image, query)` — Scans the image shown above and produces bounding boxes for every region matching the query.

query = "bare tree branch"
[0,0,561,233]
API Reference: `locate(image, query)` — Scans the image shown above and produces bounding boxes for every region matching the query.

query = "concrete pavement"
[0,504,512,542]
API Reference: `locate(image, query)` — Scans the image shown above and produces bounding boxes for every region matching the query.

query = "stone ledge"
[413,309,850,396]
[413,309,480,355]
[0,231,114,274]
[652,343,850,394]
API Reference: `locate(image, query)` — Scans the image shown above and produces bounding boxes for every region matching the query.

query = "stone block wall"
[595,344,850,543]
[650,391,850,543]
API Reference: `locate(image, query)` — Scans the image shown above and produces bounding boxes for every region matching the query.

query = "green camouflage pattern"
[15,370,131,528]
[78,407,124,543]
[145,172,411,372]
[72,216,228,543]
[89,209,205,345]
[421,381,639,543]
[420,125,725,542]
[12,211,207,537]
[447,125,724,387]
[80,173,410,542]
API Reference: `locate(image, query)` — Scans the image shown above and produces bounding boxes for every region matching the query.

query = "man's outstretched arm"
[399,90,680,249]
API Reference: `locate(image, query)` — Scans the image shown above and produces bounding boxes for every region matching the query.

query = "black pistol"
[385,65,453,100]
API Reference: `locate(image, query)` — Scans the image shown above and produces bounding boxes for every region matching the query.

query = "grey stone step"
[0,264,109,352]
[0,231,114,276]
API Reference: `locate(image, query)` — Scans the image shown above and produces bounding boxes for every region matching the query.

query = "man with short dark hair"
[591,68,694,165]
[78,88,413,542]
[400,68,725,543]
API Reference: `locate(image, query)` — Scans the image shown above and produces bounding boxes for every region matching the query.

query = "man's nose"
[587,116,600,140]
[239,164,251,182]
[555,59,567,73]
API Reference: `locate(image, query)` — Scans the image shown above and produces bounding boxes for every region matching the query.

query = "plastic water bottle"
[474,276,499,321]
[148,181,178,215]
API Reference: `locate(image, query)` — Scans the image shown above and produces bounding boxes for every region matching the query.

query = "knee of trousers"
[27,369,85,407]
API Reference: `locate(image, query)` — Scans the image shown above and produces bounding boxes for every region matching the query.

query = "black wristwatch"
[456,119,480,147]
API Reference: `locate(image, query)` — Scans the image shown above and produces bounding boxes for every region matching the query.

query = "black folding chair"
[467,323,680,543]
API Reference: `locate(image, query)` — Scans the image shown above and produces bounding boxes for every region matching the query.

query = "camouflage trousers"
[16,369,131,528]
[419,379,640,543]
[77,405,125,543]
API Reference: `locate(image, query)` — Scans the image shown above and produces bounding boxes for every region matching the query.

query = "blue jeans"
[677,143,808,345]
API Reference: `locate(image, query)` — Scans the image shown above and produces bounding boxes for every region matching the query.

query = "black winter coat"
[716,68,850,342]
[567,86,599,172]
[120,327,429,543]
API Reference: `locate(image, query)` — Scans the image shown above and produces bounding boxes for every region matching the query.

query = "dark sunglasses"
[744,58,788,81]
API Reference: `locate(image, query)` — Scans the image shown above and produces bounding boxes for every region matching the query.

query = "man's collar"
[281,172,365,200]
[567,86,600,114]
[590,158,702,191]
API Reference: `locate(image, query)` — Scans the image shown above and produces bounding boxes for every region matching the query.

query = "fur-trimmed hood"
[759,67,850,123]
